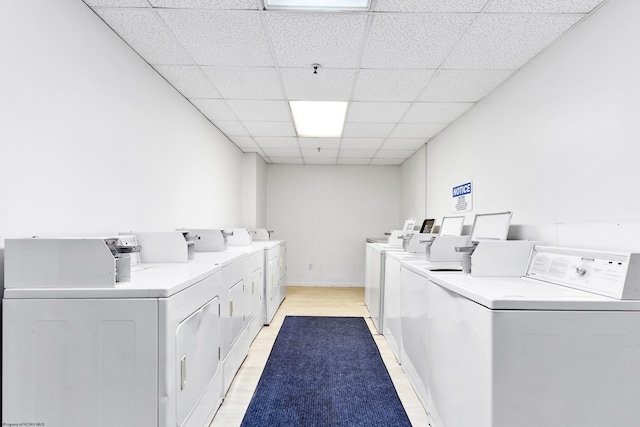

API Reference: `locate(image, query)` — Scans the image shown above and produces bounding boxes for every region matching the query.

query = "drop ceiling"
[83,0,607,165]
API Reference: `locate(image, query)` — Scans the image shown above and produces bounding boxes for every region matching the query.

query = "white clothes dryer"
[2,237,225,427]
[252,240,286,325]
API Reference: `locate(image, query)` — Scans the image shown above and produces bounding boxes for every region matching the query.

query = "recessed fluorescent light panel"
[290,101,348,137]
[264,0,371,11]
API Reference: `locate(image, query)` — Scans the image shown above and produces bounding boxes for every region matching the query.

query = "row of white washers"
[2,230,286,427]
[384,243,640,427]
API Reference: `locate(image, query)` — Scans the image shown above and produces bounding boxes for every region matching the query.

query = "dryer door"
[228,279,245,347]
[250,267,263,314]
[269,257,279,302]
[176,297,220,426]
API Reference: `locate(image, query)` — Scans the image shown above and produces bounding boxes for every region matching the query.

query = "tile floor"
[210,286,430,426]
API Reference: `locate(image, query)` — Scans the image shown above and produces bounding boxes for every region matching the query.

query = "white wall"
[0,0,244,287]
[256,155,267,228]
[426,0,640,230]
[242,152,268,229]
[400,144,427,223]
[267,165,400,286]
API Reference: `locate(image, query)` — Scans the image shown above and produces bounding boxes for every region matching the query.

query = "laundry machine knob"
[576,266,587,277]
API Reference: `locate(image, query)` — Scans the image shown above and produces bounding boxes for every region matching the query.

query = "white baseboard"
[286,282,364,288]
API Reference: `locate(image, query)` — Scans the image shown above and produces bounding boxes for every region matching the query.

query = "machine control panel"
[4,237,136,288]
[525,246,640,299]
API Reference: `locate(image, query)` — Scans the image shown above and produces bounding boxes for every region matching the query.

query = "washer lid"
[427,272,640,311]
[367,242,404,254]
[402,259,463,275]
[469,211,512,242]
[386,251,426,262]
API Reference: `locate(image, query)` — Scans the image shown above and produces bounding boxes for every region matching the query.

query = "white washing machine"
[383,250,425,363]
[168,229,267,396]
[190,248,251,395]
[2,237,225,427]
[401,245,640,427]
[381,214,477,361]
[365,241,403,333]
[252,240,286,325]
[278,241,287,309]
[370,215,469,336]
[365,217,419,333]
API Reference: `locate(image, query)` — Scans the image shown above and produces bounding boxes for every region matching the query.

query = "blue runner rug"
[240,316,412,427]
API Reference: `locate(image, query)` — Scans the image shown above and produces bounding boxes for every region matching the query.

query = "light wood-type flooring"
[210,286,430,426]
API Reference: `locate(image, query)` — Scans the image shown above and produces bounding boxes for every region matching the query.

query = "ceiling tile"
[370,158,406,165]
[443,14,582,69]
[253,136,299,148]
[485,0,605,13]
[373,0,487,12]
[215,120,249,136]
[390,123,447,138]
[281,68,355,101]
[402,102,474,123]
[419,69,514,102]
[268,157,304,164]
[353,69,436,101]
[244,121,297,137]
[304,157,338,165]
[96,9,192,65]
[301,148,339,158]
[191,99,237,120]
[264,12,368,68]
[339,149,378,158]
[90,0,604,168]
[149,0,260,9]
[375,149,416,158]
[153,65,219,98]
[382,138,427,150]
[337,158,371,165]
[342,123,395,138]
[158,10,273,66]
[340,138,385,150]
[298,137,341,149]
[263,148,301,157]
[361,14,476,69]
[347,102,411,123]
[226,100,291,121]
[85,0,150,6]
[201,66,285,99]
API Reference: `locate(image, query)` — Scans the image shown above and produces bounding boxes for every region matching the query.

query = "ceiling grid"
[85,0,609,165]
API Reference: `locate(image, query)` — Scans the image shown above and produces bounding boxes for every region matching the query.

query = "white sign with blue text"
[452,182,472,213]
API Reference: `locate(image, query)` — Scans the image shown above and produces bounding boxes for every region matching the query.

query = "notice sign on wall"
[452,182,473,213]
